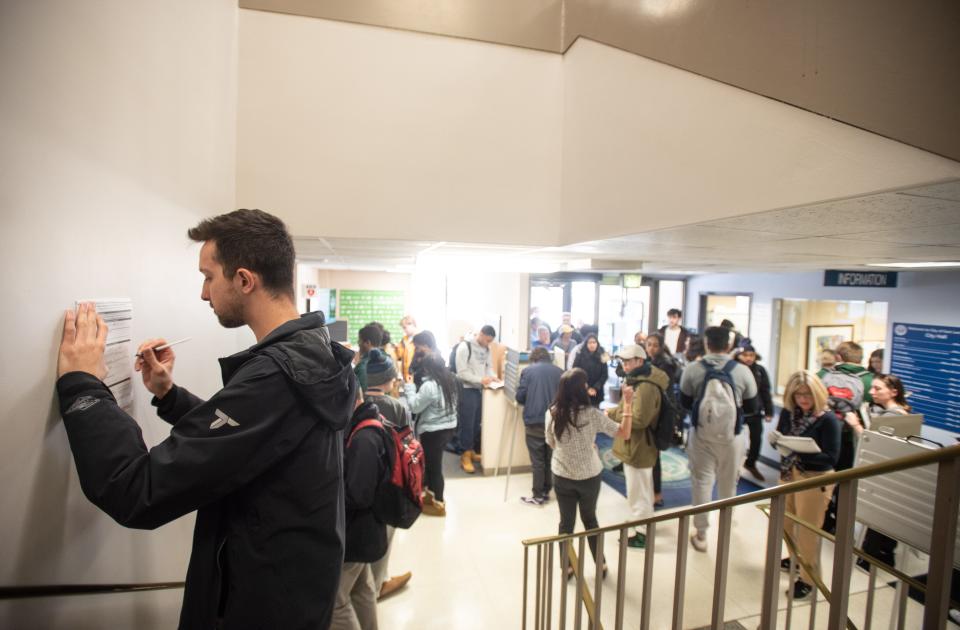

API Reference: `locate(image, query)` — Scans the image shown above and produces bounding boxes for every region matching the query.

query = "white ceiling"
[295,179,960,275]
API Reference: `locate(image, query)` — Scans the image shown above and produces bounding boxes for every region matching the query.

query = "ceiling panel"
[294,179,960,273]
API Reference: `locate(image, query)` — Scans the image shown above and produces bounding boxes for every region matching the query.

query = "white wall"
[0,0,239,626]
[237,10,564,246]
[560,38,960,244]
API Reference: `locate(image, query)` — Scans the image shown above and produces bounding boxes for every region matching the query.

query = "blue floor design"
[595,434,762,509]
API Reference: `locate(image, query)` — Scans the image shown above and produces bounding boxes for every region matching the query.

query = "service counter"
[479,384,532,475]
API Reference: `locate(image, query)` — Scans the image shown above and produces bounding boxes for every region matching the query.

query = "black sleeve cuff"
[151,385,180,414]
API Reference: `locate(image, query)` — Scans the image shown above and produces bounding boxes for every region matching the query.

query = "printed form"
[77,299,134,412]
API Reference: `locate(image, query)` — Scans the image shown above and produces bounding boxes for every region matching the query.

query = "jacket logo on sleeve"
[210,409,240,429]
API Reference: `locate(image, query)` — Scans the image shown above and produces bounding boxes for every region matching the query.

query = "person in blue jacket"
[404,353,459,517]
[56,209,356,630]
[515,347,564,505]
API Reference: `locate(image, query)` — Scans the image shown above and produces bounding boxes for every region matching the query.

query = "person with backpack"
[610,344,672,548]
[516,347,564,505]
[546,368,631,576]
[403,353,459,517]
[644,333,682,507]
[679,326,759,552]
[770,371,841,600]
[333,395,390,630]
[450,325,499,473]
[819,341,874,470]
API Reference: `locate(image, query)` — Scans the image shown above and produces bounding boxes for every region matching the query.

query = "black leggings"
[420,428,454,502]
[555,474,602,565]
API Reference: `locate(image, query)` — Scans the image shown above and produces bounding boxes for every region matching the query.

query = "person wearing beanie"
[609,344,670,549]
[360,348,413,603]
[734,340,774,481]
[363,348,410,428]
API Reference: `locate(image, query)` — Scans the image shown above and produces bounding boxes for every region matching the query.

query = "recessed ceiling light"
[866,262,960,268]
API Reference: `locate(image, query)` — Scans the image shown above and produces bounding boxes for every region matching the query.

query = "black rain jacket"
[343,401,389,563]
[56,312,357,630]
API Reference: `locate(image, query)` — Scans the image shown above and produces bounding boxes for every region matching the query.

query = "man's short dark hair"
[667,308,682,318]
[704,326,732,353]
[480,325,497,339]
[359,323,383,346]
[529,347,552,363]
[188,209,295,299]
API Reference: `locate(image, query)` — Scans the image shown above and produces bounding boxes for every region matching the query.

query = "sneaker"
[521,495,545,506]
[626,533,646,549]
[790,579,813,599]
[612,462,624,473]
[690,532,708,552]
[654,494,664,508]
[744,463,765,481]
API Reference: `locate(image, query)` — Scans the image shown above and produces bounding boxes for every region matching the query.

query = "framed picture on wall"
[806,325,854,372]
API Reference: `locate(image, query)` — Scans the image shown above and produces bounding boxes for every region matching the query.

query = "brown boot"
[422,499,446,517]
[470,451,482,463]
[422,488,435,506]
[461,451,475,474]
[378,571,412,601]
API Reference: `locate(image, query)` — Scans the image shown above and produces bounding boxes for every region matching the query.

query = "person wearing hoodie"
[55,210,356,630]
[333,397,390,630]
[609,344,670,549]
[644,333,682,507]
[679,326,759,552]
[572,333,609,407]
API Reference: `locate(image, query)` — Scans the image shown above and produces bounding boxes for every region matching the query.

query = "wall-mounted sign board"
[824,270,898,288]
[889,322,960,432]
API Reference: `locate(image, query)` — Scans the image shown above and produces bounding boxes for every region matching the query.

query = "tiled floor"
[378,457,954,629]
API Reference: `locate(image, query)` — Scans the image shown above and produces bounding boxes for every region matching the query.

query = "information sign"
[889,322,960,432]
[824,270,898,288]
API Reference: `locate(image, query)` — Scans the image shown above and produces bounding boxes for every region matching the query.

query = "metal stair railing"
[521,442,960,630]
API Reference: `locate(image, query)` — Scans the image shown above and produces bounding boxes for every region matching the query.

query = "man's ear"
[235,268,257,294]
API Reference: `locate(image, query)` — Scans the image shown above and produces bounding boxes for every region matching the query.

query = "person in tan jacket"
[608,345,670,549]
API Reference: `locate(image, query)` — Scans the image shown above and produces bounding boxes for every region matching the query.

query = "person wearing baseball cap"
[607,344,670,548]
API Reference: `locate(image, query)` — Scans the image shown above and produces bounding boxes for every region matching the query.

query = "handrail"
[522,441,960,547]
[0,582,185,600]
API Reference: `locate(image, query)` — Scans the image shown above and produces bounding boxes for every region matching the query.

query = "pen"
[136,337,192,358]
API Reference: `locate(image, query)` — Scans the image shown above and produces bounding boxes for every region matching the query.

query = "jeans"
[524,424,553,498]
[743,414,763,467]
[555,474,602,564]
[420,428,454,502]
[455,387,482,453]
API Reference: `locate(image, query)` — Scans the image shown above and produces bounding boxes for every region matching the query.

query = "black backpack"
[633,379,682,451]
[448,340,471,374]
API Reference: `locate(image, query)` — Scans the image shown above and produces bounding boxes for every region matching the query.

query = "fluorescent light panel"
[866,261,960,268]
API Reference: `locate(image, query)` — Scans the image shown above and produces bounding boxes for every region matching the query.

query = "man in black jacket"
[56,209,357,630]
[515,347,564,505]
[734,342,775,481]
[333,398,389,629]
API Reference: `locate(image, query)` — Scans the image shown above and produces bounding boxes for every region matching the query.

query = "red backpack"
[348,417,424,529]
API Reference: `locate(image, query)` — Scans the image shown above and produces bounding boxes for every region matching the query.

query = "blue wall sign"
[890,322,960,433]
[824,270,898,288]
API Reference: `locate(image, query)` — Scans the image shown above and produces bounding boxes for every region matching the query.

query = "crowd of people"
[54,208,918,627]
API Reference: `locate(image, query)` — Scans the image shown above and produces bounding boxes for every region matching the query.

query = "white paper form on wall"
[76,299,135,412]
